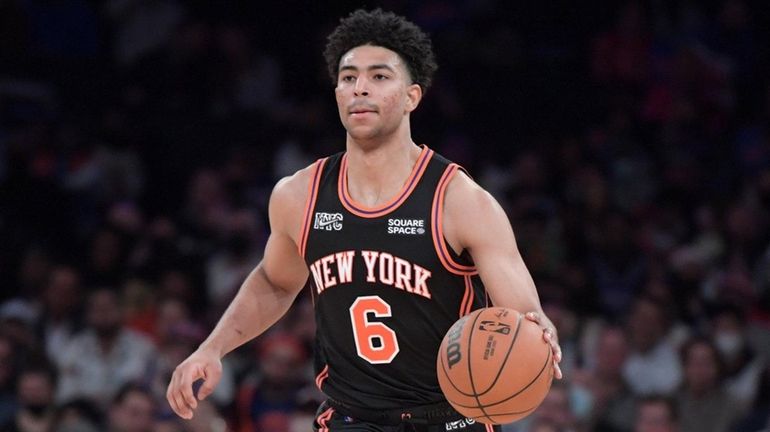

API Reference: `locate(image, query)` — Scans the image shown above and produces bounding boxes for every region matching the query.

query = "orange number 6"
[349,296,400,364]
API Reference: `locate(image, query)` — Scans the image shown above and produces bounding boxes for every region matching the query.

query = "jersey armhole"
[298,157,328,258]
[431,164,478,276]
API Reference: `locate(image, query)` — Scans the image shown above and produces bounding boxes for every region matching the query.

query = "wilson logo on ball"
[445,317,468,368]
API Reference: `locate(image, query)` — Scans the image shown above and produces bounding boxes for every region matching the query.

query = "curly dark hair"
[324,8,438,93]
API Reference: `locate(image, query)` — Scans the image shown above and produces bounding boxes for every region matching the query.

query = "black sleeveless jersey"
[299,145,489,410]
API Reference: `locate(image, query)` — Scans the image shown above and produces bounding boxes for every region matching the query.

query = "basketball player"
[166,9,562,431]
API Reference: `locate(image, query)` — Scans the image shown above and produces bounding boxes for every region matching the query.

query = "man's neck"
[344,137,422,208]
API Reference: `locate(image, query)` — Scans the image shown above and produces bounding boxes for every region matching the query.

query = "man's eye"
[341,75,355,82]
[374,74,388,80]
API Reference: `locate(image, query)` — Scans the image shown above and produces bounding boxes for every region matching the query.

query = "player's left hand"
[525,311,563,379]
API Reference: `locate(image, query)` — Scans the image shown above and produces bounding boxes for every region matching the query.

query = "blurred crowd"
[1,1,769,431]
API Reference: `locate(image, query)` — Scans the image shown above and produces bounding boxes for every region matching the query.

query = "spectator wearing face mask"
[575,323,636,431]
[708,303,766,412]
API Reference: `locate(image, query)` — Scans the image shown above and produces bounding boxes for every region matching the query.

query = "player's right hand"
[166,348,223,419]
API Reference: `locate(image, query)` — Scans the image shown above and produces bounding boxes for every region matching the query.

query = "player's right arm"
[166,166,313,419]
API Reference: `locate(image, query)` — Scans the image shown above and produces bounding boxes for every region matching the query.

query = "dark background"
[1,1,769,431]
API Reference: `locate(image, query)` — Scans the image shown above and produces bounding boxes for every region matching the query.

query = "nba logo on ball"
[437,307,554,424]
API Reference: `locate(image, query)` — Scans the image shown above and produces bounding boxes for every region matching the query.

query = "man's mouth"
[349,106,377,115]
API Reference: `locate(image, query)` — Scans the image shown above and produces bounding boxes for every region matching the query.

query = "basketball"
[436,307,554,424]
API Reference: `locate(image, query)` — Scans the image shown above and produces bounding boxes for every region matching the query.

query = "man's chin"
[346,127,380,142]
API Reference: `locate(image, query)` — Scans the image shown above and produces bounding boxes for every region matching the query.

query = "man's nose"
[354,77,369,96]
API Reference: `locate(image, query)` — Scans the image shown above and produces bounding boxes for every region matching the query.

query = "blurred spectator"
[634,395,679,432]
[0,299,40,354]
[575,323,635,432]
[272,140,315,180]
[104,0,186,67]
[183,399,228,432]
[283,296,316,358]
[37,265,84,364]
[151,297,191,345]
[205,209,262,313]
[154,269,202,319]
[0,362,58,432]
[675,337,740,432]
[63,143,146,205]
[212,24,283,114]
[121,279,158,339]
[83,229,127,287]
[708,303,766,412]
[730,366,770,432]
[588,211,647,317]
[591,0,651,86]
[526,418,560,432]
[150,417,184,432]
[52,399,102,432]
[623,295,683,396]
[180,169,230,240]
[12,247,52,300]
[55,289,156,405]
[504,381,578,432]
[235,332,310,432]
[106,384,154,432]
[0,336,19,426]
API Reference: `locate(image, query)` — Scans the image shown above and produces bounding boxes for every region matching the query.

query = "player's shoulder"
[270,159,324,218]
[444,168,494,208]
[443,166,506,227]
[441,167,506,250]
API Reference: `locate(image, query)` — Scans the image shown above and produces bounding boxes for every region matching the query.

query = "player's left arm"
[443,170,563,378]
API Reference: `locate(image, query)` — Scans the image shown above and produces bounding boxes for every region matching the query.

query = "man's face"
[596,327,628,374]
[110,391,154,432]
[628,299,665,351]
[44,267,80,317]
[684,342,719,393]
[18,371,54,408]
[87,290,122,338]
[334,45,420,143]
[635,402,676,432]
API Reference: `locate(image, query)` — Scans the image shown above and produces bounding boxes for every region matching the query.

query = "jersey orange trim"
[316,406,334,432]
[338,146,433,218]
[315,364,329,390]
[431,164,478,275]
[460,275,475,317]
[299,158,328,258]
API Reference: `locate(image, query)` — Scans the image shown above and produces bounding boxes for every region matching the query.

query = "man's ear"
[405,83,423,113]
